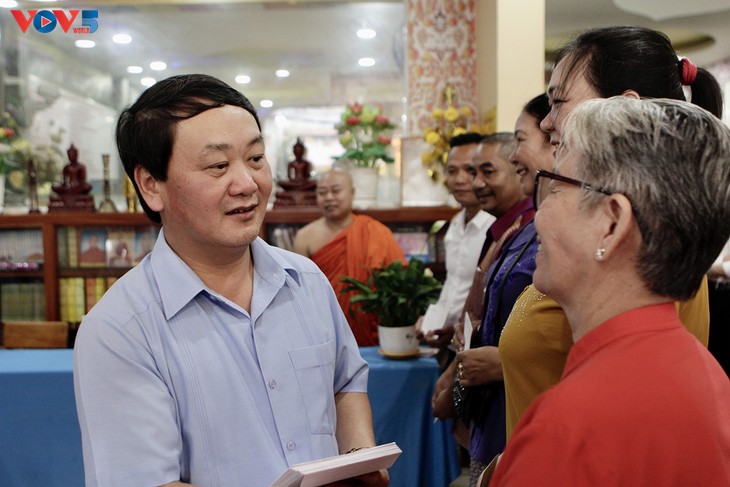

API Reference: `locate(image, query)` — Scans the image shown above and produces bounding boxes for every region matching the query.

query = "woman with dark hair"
[510,94,552,198]
[545,26,722,120]
[442,95,552,486]
[496,27,722,445]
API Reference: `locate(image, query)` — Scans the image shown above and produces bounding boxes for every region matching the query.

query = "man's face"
[316,171,354,221]
[445,144,479,208]
[469,142,523,217]
[144,105,272,260]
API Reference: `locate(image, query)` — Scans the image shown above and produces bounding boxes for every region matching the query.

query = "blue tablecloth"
[360,347,460,487]
[0,349,83,487]
[0,348,459,487]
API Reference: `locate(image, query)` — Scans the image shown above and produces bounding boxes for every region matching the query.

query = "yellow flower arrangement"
[421,86,481,181]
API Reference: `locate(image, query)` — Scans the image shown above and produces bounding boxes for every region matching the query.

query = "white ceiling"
[10,0,730,111]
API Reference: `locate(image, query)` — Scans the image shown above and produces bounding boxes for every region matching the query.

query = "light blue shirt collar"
[150,229,302,320]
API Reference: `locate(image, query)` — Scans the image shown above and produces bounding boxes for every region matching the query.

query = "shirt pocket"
[288,340,336,435]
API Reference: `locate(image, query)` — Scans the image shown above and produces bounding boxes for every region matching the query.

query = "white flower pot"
[351,166,379,209]
[378,324,419,357]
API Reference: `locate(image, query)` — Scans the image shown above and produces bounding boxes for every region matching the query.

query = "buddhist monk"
[293,168,406,345]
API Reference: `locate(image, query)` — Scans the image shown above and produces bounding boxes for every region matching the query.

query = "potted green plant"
[340,259,442,356]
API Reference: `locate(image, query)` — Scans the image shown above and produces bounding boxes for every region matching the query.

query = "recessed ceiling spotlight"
[358,57,376,67]
[112,34,132,44]
[260,100,274,108]
[126,66,143,74]
[75,40,95,49]
[235,75,251,84]
[141,77,156,87]
[357,28,376,39]
[149,61,167,71]
[275,69,290,78]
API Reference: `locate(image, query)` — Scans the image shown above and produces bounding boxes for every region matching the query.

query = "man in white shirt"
[418,133,495,364]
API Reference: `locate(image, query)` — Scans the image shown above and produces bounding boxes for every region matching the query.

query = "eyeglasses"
[533,169,613,210]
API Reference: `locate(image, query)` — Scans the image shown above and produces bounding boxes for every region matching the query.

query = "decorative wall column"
[406,0,479,136]
[405,0,545,135]
[402,0,544,205]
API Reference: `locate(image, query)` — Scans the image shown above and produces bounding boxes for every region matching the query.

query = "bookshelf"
[264,206,458,256]
[0,213,158,326]
[0,206,458,337]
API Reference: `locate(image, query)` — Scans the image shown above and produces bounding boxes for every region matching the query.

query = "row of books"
[57,226,159,269]
[392,220,448,263]
[59,277,118,323]
[0,229,44,267]
[0,281,46,321]
[265,220,449,263]
[269,225,298,252]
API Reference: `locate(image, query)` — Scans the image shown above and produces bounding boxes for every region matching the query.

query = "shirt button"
[287,441,296,451]
[268,379,277,389]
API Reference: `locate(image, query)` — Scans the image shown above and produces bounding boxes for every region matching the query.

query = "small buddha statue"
[52,144,92,195]
[48,143,95,212]
[274,137,317,207]
[288,138,313,183]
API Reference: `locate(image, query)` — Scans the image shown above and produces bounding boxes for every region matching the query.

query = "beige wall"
[476,0,546,132]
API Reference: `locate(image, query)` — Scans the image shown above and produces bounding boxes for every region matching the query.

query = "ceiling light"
[149,61,167,71]
[112,34,132,44]
[275,69,290,78]
[126,66,143,74]
[75,40,95,49]
[235,75,251,84]
[141,77,156,87]
[0,0,18,8]
[358,57,376,67]
[357,28,376,39]
[260,100,274,108]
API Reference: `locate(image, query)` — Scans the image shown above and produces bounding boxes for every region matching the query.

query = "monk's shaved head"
[317,168,353,190]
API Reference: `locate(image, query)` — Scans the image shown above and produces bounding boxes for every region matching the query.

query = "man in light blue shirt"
[74,74,387,487]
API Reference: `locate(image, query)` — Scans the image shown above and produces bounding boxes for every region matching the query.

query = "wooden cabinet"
[0,213,158,324]
[0,206,458,328]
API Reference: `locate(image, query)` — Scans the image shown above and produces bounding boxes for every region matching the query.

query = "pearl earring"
[595,248,606,260]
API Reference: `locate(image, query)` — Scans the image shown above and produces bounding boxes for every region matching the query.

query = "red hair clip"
[679,58,697,86]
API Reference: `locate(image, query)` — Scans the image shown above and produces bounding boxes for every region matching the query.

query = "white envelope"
[463,314,473,351]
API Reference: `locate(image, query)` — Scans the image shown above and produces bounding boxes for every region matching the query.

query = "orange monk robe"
[311,214,407,346]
